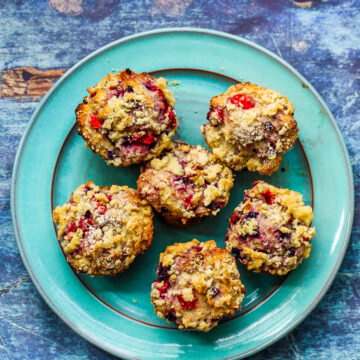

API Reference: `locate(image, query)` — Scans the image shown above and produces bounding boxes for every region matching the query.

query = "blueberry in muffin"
[225,181,315,275]
[151,239,246,331]
[53,181,153,275]
[76,69,178,166]
[137,141,234,226]
[201,82,298,175]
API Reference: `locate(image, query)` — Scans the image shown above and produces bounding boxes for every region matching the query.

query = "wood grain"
[0,67,65,99]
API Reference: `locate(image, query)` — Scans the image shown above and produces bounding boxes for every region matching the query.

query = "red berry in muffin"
[53,181,153,275]
[137,141,234,226]
[151,239,246,331]
[201,82,298,175]
[226,181,315,275]
[76,69,178,166]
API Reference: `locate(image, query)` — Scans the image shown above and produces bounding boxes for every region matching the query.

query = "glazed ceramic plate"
[11,29,354,359]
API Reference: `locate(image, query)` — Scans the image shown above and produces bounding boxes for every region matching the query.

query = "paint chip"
[170,81,181,86]
[133,299,138,304]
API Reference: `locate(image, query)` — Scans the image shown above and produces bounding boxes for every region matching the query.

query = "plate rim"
[10,27,354,359]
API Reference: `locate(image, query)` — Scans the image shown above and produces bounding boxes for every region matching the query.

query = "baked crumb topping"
[201,82,298,175]
[76,69,178,166]
[151,239,246,331]
[137,141,234,226]
[53,181,153,275]
[226,181,315,275]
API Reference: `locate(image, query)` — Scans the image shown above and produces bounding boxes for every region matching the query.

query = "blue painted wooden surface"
[0,0,359,359]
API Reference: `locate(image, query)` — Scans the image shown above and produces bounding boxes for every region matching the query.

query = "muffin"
[201,82,298,175]
[76,69,178,166]
[137,141,234,226]
[225,181,315,275]
[151,239,246,331]
[53,181,153,275]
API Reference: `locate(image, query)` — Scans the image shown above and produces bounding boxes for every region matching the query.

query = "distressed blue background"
[0,0,359,359]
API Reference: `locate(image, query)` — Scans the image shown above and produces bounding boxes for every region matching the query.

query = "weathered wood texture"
[0,0,359,359]
[0,67,65,99]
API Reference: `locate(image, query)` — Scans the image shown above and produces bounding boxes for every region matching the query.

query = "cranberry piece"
[78,217,89,233]
[106,195,112,201]
[157,279,170,297]
[144,82,167,107]
[184,193,193,208]
[229,94,255,109]
[125,68,133,75]
[109,86,123,97]
[79,212,95,233]
[157,264,170,281]
[90,114,102,129]
[216,106,224,120]
[126,85,133,92]
[207,107,224,122]
[173,176,184,183]
[177,294,197,310]
[127,133,157,145]
[65,222,77,234]
[145,82,157,91]
[230,213,241,225]
[179,159,188,169]
[96,203,107,215]
[140,134,157,145]
[166,107,177,128]
[164,106,177,134]
[261,190,275,205]
[192,246,203,252]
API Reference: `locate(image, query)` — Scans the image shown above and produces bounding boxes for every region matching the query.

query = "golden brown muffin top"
[53,181,153,275]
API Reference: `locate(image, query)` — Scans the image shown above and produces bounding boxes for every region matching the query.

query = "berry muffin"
[225,181,315,275]
[53,181,153,275]
[76,69,178,166]
[137,141,234,226]
[151,239,246,331]
[201,82,298,175]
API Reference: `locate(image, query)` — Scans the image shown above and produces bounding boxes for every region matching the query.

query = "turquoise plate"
[11,29,354,359]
